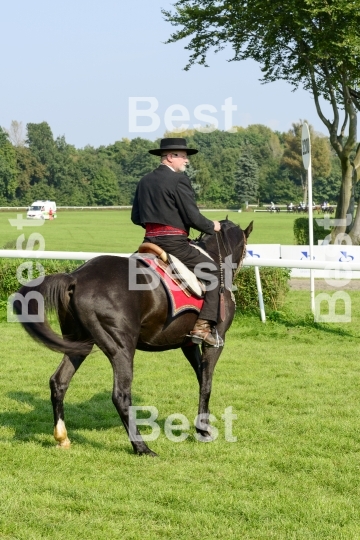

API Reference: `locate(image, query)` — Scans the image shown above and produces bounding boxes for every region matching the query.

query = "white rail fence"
[1,248,360,273]
[2,243,360,267]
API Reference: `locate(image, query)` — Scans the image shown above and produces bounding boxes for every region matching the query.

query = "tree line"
[0,120,342,208]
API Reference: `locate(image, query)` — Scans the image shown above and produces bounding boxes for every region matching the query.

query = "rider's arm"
[130,185,144,228]
[175,176,215,234]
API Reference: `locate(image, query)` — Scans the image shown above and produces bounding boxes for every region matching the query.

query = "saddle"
[138,242,206,298]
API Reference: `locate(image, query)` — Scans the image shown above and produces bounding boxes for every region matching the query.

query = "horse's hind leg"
[50,310,93,447]
[50,352,90,448]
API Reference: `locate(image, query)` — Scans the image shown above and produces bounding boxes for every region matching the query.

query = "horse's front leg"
[50,353,89,448]
[196,347,223,442]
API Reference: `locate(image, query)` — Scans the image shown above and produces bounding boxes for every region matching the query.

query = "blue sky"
[0,0,332,148]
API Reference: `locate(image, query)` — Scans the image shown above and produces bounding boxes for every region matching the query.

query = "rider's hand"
[213,220,221,232]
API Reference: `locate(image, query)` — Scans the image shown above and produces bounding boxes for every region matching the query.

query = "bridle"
[194,223,247,284]
[215,224,247,283]
[194,223,247,321]
[213,225,247,322]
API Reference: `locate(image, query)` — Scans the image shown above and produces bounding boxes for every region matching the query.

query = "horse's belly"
[138,312,197,349]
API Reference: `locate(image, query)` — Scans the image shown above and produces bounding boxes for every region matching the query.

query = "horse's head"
[219,217,253,240]
[201,218,253,267]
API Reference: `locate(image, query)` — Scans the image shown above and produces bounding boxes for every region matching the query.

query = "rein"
[234,230,247,278]
[215,225,247,321]
[215,225,247,279]
[215,233,226,322]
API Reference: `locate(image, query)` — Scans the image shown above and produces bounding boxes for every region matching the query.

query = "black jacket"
[131,165,214,235]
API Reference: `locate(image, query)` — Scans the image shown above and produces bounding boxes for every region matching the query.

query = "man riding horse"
[131,137,222,347]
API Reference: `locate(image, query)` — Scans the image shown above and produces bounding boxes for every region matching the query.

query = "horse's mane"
[195,219,241,249]
[196,219,242,253]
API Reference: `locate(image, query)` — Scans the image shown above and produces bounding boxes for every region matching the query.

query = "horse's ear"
[244,221,253,239]
[225,214,228,220]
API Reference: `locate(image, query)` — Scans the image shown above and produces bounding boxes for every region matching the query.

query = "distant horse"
[322,205,335,214]
[14,219,253,456]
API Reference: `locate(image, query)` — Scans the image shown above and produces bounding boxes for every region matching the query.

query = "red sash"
[145,223,187,237]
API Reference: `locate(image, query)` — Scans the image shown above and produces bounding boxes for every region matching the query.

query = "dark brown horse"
[14,219,253,456]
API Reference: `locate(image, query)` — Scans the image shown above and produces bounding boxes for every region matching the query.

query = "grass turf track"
[0,208,308,251]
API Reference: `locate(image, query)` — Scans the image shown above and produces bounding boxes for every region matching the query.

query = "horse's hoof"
[56,438,71,449]
[136,449,158,457]
[196,431,214,442]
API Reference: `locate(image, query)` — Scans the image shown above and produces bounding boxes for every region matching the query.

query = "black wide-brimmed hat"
[149,138,198,156]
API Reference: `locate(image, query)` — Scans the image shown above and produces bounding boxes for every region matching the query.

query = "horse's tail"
[13,273,91,356]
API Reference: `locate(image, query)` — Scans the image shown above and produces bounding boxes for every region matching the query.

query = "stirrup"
[187,328,224,348]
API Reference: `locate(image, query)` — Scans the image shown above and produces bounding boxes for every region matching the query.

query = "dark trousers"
[145,235,221,324]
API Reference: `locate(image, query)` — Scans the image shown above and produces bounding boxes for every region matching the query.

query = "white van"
[27,200,57,220]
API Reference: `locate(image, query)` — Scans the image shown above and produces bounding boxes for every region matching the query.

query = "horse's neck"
[202,237,221,264]
[203,232,242,268]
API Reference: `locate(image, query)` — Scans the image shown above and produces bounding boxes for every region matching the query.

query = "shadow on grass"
[235,309,360,340]
[0,390,158,454]
[270,311,360,339]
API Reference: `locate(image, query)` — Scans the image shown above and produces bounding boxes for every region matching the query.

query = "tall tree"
[0,127,17,203]
[91,168,119,205]
[184,162,201,197]
[234,147,259,205]
[14,145,46,202]
[26,122,55,166]
[188,152,213,200]
[7,120,25,147]
[163,0,360,242]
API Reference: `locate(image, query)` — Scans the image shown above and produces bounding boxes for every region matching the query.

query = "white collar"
[162,163,175,172]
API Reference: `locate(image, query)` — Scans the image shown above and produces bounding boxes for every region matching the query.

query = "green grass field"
[1,210,359,539]
[0,209,303,252]
[1,292,360,539]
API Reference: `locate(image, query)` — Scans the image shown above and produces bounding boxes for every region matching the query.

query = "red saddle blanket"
[141,257,204,317]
